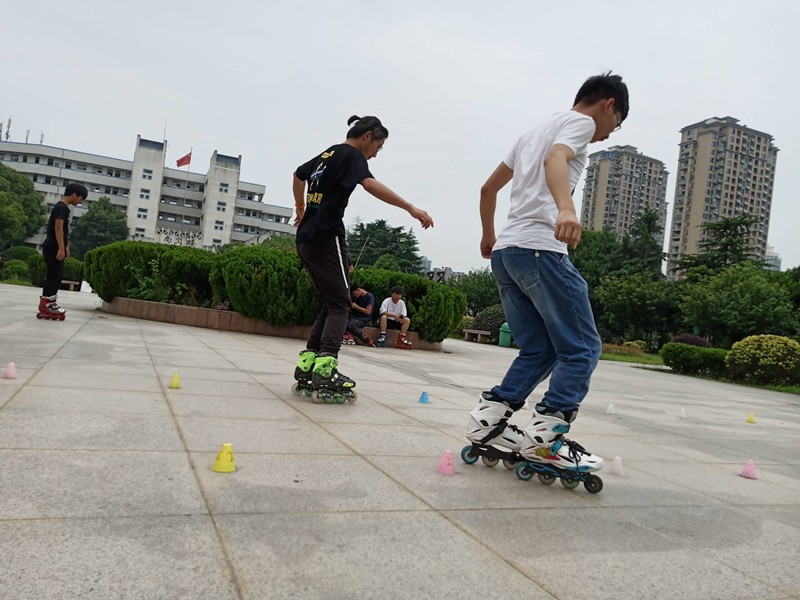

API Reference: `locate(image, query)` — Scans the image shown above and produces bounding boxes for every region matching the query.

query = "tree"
[673,214,764,276]
[681,262,798,348]
[70,197,129,259]
[449,267,500,316]
[346,218,423,274]
[372,253,402,272]
[569,228,624,317]
[596,274,682,348]
[617,208,665,278]
[0,163,47,248]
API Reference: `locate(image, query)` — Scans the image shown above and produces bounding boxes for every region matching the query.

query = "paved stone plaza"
[1,283,798,600]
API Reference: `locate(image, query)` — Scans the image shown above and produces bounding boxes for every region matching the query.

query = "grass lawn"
[600,352,664,366]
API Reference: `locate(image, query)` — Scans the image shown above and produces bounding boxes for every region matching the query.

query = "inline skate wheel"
[537,472,556,485]
[584,474,603,494]
[560,477,580,490]
[481,456,499,468]
[460,446,479,465]
[290,383,303,396]
[36,314,44,319]
[310,391,324,404]
[346,390,358,404]
[502,459,517,470]
[335,394,347,404]
[515,463,534,481]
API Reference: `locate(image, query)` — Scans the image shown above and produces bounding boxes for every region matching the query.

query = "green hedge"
[1,246,38,263]
[27,254,46,287]
[660,342,728,377]
[63,257,84,282]
[82,242,466,342]
[0,259,29,281]
[474,304,506,343]
[726,335,800,385]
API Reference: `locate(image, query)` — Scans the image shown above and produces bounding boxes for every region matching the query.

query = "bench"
[61,280,80,291]
[463,329,491,343]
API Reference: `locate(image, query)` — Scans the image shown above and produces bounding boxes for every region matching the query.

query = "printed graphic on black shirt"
[295,144,372,244]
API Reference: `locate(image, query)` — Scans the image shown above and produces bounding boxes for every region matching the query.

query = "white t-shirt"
[494,110,596,254]
[380,297,407,319]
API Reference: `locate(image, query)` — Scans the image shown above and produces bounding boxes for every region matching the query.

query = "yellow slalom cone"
[212,443,236,473]
[168,372,181,389]
[746,412,756,424]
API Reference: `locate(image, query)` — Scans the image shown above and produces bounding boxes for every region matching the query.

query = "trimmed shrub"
[624,340,647,352]
[453,315,475,337]
[63,257,84,282]
[604,343,644,356]
[671,333,710,348]
[210,244,319,327]
[27,253,46,287]
[660,342,728,377]
[1,246,38,263]
[84,241,167,302]
[0,259,29,281]
[726,335,800,385]
[474,304,506,343]
[158,246,216,305]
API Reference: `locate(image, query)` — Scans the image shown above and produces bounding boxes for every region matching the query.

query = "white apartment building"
[0,136,294,249]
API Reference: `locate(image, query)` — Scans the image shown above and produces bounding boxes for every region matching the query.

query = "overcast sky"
[4,1,798,271]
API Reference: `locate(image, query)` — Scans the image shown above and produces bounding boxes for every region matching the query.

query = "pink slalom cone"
[2,362,17,380]
[739,459,758,480]
[436,450,457,476]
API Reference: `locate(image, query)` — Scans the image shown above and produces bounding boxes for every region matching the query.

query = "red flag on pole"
[176,151,192,167]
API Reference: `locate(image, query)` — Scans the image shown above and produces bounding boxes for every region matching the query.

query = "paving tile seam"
[140,322,247,600]
[0,311,100,412]
[593,504,797,598]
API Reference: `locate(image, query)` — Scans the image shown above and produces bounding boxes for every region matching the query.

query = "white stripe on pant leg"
[335,238,349,291]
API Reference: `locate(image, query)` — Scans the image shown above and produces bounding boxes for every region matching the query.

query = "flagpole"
[184,147,192,241]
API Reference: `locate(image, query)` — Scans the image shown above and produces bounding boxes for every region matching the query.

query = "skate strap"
[478,421,522,446]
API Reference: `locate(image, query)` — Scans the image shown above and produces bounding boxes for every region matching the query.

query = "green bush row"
[661,335,800,385]
[0,253,82,288]
[83,242,465,342]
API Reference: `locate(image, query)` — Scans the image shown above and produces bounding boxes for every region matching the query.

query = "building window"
[134,227,146,237]
[137,208,148,219]
[212,238,222,245]
[76,163,87,171]
[65,161,72,169]
[217,201,226,212]
[219,183,229,193]
[45,176,52,184]
[214,220,224,231]
[10,154,19,162]
[142,168,153,180]
[47,157,54,166]
[140,188,150,200]
[32,175,39,182]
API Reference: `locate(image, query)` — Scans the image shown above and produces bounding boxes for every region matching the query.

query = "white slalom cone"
[606,402,615,415]
[679,407,687,419]
[608,456,624,476]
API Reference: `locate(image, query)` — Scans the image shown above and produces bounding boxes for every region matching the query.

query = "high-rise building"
[580,145,668,244]
[667,117,778,274]
[0,136,294,249]
[765,246,782,272]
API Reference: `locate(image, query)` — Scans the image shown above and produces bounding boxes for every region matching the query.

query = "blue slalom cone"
[419,391,430,404]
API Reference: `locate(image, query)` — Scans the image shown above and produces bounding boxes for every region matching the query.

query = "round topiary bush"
[474,303,506,343]
[726,335,800,385]
[624,340,647,352]
[671,333,710,348]
[453,315,475,337]
[0,259,30,281]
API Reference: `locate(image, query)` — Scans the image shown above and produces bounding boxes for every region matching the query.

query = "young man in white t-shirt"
[466,73,629,476]
[377,286,412,349]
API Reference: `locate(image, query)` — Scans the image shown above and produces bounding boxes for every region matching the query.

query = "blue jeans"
[490,247,601,412]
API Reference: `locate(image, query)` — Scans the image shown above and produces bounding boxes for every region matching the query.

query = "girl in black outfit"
[291,115,433,403]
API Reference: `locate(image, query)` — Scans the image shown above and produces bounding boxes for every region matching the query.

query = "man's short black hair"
[350,282,363,292]
[64,183,88,199]
[574,72,629,121]
[390,286,404,295]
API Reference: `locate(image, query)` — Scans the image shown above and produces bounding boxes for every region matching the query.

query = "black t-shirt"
[295,144,373,243]
[352,291,375,319]
[43,201,71,250]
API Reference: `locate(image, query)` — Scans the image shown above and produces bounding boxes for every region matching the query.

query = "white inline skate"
[515,404,604,493]
[461,392,526,470]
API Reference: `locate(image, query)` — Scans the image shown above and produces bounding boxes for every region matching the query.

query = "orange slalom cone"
[739,459,758,480]
[2,362,17,380]
[436,450,457,476]
[212,443,236,473]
